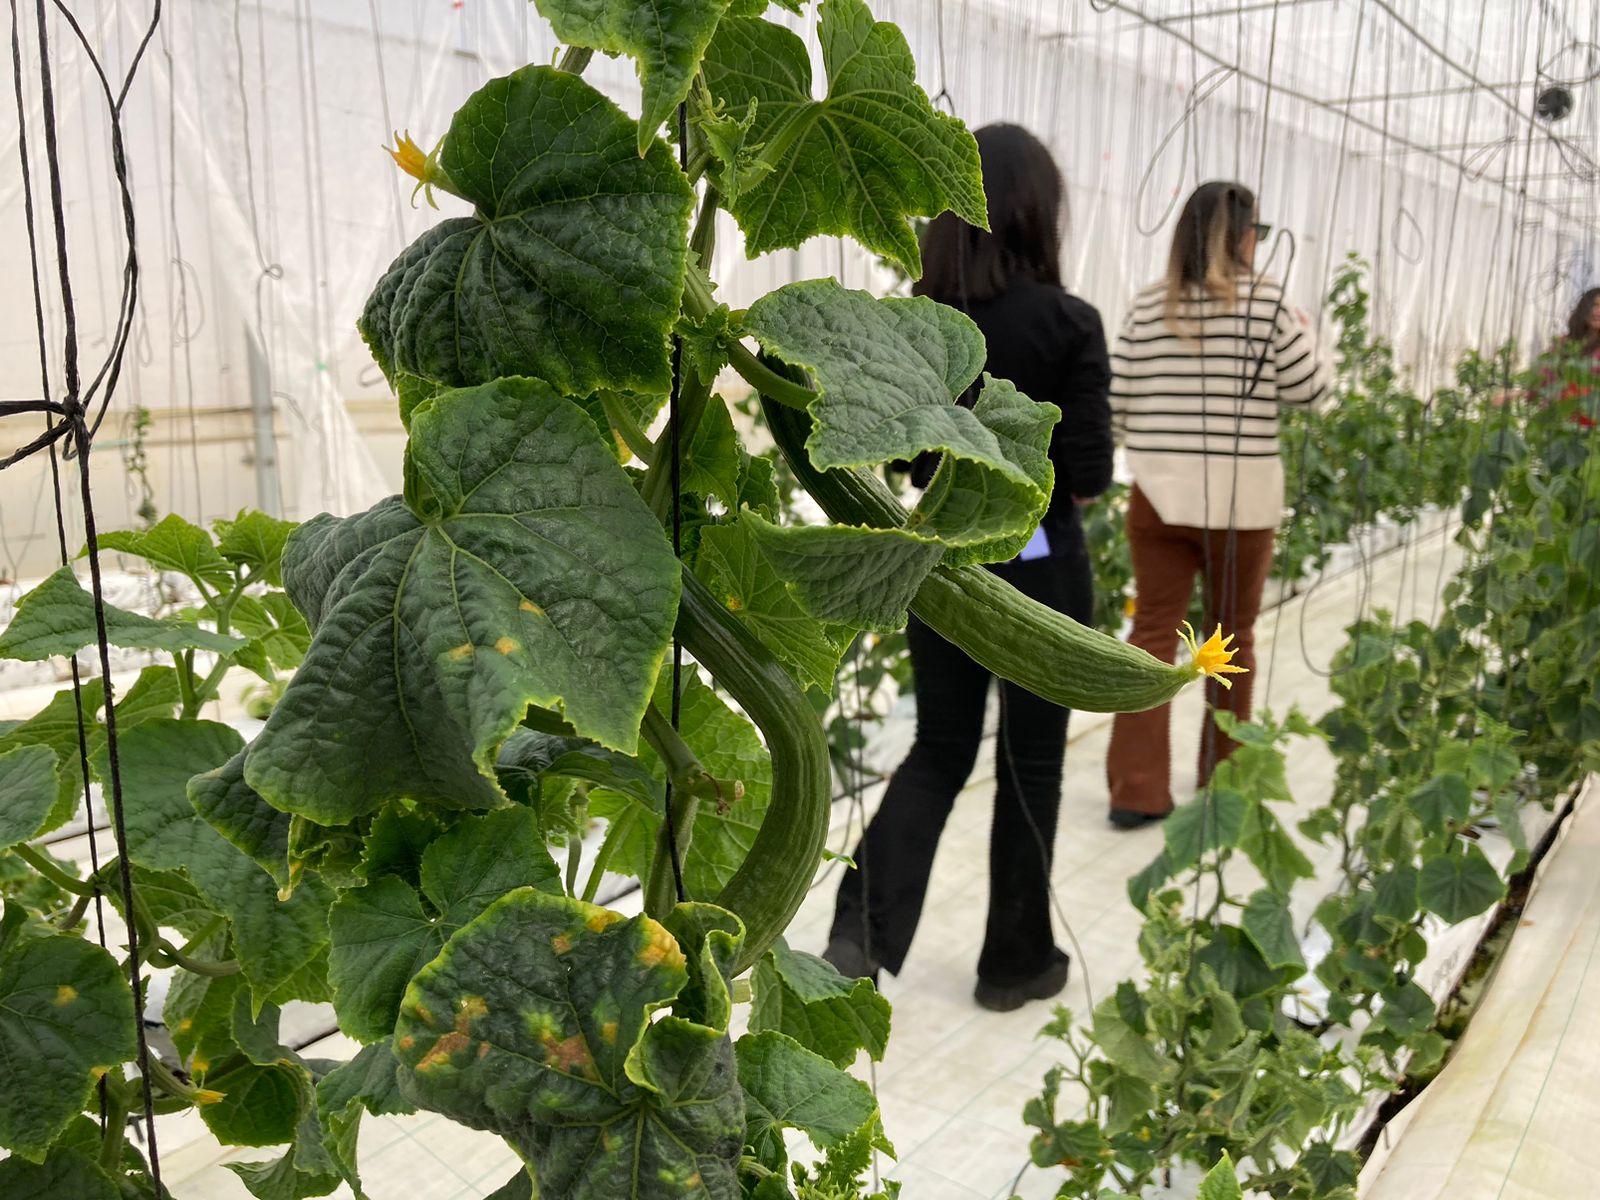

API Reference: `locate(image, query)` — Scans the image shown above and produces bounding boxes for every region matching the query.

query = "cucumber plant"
[0,2,1217,1196]
[1022,334,1600,1199]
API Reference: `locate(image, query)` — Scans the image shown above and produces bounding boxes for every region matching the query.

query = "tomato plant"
[0,3,1211,1196]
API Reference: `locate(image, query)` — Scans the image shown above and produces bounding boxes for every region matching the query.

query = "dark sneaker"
[974,950,1070,1013]
[822,937,880,987]
[1108,808,1169,830]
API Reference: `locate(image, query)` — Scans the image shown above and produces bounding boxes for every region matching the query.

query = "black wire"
[662,100,690,906]
[3,2,166,1179]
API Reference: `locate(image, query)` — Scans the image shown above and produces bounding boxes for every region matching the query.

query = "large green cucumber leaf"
[0,744,57,849]
[701,0,985,274]
[394,888,743,1198]
[230,592,311,675]
[191,749,292,889]
[745,281,1061,559]
[96,513,236,591]
[101,719,333,1007]
[328,806,560,1042]
[1239,889,1306,973]
[736,1030,878,1157]
[0,1146,122,1198]
[358,66,692,400]
[587,671,773,897]
[533,0,733,154]
[1418,844,1504,923]
[694,519,852,692]
[911,376,1059,565]
[750,939,889,1068]
[744,281,989,472]
[214,510,299,588]
[245,379,679,823]
[1163,788,1249,871]
[683,392,743,512]
[745,512,943,631]
[0,666,181,836]
[0,565,244,661]
[0,929,137,1158]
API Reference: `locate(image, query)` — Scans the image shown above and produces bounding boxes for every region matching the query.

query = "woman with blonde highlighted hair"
[1104,181,1332,828]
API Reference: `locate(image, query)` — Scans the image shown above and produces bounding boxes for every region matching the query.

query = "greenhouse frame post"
[245,323,283,518]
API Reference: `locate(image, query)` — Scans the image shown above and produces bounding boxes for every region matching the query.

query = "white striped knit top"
[1110,276,1332,530]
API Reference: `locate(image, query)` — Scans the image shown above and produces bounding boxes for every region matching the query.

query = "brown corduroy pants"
[1106,485,1276,816]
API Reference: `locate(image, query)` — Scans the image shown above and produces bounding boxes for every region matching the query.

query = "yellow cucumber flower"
[1179,621,1248,689]
[384,130,455,209]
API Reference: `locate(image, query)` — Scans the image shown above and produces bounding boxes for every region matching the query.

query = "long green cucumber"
[676,569,832,974]
[761,396,1197,714]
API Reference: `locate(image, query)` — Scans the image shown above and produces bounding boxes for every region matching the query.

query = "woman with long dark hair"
[1104,181,1331,827]
[824,124,1113,1011]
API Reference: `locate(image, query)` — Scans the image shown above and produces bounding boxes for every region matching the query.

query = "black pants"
[830,550,1095,985]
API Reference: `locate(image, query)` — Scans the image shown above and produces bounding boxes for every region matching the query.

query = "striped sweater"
[1110,276,1332,530]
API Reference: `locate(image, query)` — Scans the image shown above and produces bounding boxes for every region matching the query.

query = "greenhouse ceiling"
[955,0,1600,230]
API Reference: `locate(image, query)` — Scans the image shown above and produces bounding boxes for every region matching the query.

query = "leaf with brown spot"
[328,806,559,1042]
[394,889,743,1198]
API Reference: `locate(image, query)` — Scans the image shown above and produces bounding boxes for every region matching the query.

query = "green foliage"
[1029,290,1600,1199]
[702,0,986,274]
[0,6,1208,1196]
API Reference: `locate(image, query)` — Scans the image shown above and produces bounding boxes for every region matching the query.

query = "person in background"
[824,124,1113,1012]
[1565,287,1600,359]
[1104,181,1332,829]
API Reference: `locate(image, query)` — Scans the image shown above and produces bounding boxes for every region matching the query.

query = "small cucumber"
[762,396,1194,714]
[676,569,832,974]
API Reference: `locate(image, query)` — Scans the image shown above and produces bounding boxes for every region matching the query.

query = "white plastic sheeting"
[1,0,1596,579]
[1360,776,1600,1199]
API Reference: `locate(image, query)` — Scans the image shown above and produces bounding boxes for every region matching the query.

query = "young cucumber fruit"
[676,569,832,974]
[761,396,1195,714]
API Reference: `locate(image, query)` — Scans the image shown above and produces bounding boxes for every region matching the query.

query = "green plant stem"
[680,269,813,409]
[739,1157,774,1180]
[131,892,240,976]
[181,571,253,718]
[56,889,93,930]
[13,842,94,896]
[564,832,583,897]
[583,807,636,904]
[601,392,656,464]
[641,366,713,520]
[689,185,720,266]
[556,45,592,74]
[99,1070,131,1173]
[641,703,706,918]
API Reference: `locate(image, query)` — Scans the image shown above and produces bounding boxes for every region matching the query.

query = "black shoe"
[1108,808,1169,830]
[974,950,1070,1013]
[822,937,880,987]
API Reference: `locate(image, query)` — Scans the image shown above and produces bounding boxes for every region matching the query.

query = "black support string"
[661,99,690,907]
[3,0,166,1182]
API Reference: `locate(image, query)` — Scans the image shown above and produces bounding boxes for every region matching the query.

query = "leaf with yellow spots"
[329,806,559,1042]
[394,888,743,1199]
[244,379,680,825]
[0,930,136,1158]
[694,518,853,693]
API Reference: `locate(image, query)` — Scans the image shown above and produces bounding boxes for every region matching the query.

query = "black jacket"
[912,280,1114,557]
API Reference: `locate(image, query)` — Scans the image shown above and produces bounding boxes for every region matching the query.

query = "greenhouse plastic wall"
[1,0,1595,581]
